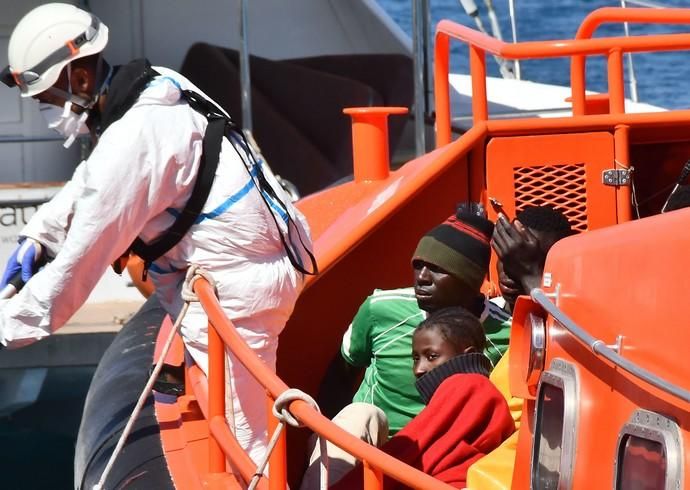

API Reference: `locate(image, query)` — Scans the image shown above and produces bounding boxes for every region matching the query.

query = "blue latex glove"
[0,239,43,289]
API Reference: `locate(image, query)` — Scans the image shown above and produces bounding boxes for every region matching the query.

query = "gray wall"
[0,1,81,184]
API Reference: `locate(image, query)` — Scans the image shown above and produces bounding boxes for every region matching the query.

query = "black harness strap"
[131,87,318,279]
[130,114,225,277]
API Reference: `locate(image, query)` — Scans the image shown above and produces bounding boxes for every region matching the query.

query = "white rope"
[93,265,216,490]
[248,389,329,490]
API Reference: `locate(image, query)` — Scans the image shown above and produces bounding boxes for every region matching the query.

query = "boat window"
[617,435,665,490]
[531,359,579,490]
[614,410,683,490]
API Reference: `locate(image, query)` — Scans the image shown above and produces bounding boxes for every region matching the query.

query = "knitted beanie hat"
[412,210,494,292]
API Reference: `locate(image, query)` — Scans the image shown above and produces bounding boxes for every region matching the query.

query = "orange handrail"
[434,8,690,146]
[192,278,456,489]
[305,122,487,283]
[572,8,690,115]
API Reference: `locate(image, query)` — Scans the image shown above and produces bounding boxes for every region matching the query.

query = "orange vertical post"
[571,55,587,116]
[469,45,488,123]
[208,323,226,474]
[614,124,633,223]
[607,49,625,115]
[470,141,487,205]
[266,395,287,490]
[343,107,408,183]
[467,43,488,211]
[607,48,632,223]
[362,460,383,489]
[434,32,451,147]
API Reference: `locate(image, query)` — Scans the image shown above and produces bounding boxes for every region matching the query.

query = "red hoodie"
[332,372,515,489]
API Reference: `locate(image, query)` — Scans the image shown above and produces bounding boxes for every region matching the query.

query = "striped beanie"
[412,210,494,292]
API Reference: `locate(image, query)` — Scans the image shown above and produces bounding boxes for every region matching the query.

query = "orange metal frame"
[435,8,690,216]
[155,7,690,489]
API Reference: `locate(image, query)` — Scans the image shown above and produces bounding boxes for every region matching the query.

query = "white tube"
[620,0,640,102]
[483,0,504,41]
[459,0,479,17]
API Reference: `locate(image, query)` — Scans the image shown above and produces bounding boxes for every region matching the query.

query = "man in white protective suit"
[0,3,316,464]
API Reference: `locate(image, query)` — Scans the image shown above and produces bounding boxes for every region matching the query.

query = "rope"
[93,265,216,490]
[248,389,329,490]
[614,159,641,219]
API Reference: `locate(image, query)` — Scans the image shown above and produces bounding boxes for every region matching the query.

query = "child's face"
[412,328,464,378]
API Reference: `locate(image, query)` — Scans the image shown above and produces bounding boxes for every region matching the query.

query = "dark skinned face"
[32,64,100,114]
[412,259,474,313]
[497,259,521,308]
[412,328,474,378]
[530,229,562,258]
[31,63,105,143]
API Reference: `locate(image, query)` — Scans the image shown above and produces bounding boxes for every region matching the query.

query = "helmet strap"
[46,60,106,110]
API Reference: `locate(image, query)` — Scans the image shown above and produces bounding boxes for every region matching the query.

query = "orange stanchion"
[607,49,625,115]
[208,321,226,475]
[614,124,633,223]
[208,416,269,489]
[343,107,408,183]
[363,460,383,489]
[434,32,452,147]
[266,395,287,490]
[469,45,488,124]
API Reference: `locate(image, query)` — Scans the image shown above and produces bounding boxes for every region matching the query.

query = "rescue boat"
[75,6,690,490]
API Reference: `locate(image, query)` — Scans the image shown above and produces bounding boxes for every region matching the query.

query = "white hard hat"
[2,3,108,97]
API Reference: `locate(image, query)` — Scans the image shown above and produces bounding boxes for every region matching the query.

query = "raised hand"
[491,216,546,295]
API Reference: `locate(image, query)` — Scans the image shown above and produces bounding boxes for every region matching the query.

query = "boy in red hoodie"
[302,307,515,489]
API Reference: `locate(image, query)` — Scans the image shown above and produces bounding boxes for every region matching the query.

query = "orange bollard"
[343,107,408,183]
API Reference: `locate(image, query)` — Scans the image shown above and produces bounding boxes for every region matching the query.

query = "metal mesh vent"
[513,163,588,232]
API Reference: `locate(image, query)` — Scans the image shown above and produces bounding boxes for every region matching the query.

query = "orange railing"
[190,278,455,490]
[572,8,690,116]
[434,7,690,220]
[434,7,690,145]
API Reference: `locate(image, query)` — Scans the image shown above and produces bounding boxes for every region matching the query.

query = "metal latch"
[602,169,632,186]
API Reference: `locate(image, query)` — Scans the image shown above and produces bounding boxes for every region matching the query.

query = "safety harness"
[102,59,317,279]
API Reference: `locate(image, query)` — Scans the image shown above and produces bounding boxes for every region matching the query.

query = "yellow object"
[466,349,522,489]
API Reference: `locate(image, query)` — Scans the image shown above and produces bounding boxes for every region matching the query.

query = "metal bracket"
[607,334,624,354]
[602,169,632,186]
[543,283,561,307]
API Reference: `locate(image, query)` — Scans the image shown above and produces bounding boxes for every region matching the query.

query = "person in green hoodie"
[318,207,511,436]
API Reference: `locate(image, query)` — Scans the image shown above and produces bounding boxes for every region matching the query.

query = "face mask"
[39,101,89,148]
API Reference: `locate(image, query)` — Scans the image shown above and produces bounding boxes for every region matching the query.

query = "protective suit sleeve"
[20,160,89,257]
[0,111,194,348]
